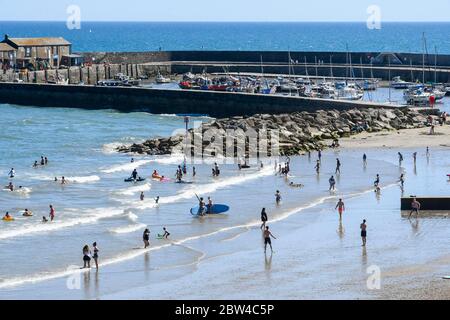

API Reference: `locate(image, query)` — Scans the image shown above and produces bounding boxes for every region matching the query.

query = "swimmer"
[49,204,55,221]
[6,182,14,191]
[289,182,304,188]
[33,161,39,168]
[155,196,160,204]
[42,216,48,223]
[131,158,135,163]
[61,176,67,185]
[23,208,33,217]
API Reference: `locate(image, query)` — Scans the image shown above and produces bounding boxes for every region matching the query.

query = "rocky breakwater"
[117,108,438,157]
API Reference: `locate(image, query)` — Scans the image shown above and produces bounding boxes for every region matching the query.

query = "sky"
[0,0,449,22]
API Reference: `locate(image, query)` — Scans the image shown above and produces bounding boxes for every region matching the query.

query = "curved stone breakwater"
[117,108,440,157]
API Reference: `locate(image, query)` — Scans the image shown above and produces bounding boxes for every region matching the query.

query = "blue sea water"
[1,21,450,53]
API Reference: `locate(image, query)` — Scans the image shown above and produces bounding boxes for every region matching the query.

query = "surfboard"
[175,180,193,184]
[124,177,146,182]
[190,204,230,215]
[442,276,450,279]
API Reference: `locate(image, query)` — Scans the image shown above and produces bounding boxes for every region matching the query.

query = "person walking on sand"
[49,205,55,221]
[143,228,150,248]
[409,198,421,218]
[335,158,341,174]
[263,226,276,253]
[260,208,268,230]
[92,242,99,269]
[335,199,345,220]
[82,245,91,269]
[360,220,367,246]
[140,192,145,201]
[275,190,281,204]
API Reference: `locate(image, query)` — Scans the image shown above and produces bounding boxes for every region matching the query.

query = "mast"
[388,55,392,103]
[434,46,438,85]
[360,56,364,79]
[422,32,425,84]
[314,56,318,78]
[410,59,414,82]
[330,55,334,80]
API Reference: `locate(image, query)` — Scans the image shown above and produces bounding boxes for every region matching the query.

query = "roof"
[8,37,71,47]
[0,43,15,51]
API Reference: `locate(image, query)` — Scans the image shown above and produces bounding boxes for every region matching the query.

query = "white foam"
[66,175,100,183]
[131,166,274,210]
[0,208,128,241]
[109,223,146,234]
[101,159,153,173]
[114,182,151,196]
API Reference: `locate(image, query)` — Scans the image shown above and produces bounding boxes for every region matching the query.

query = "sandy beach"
[337,125,450,150]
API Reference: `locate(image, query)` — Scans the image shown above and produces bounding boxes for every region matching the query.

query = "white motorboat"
[391,76,414,89]
[155,72,171,84]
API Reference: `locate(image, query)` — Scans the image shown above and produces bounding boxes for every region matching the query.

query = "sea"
[0,22,450,299]
[1,21,450,53]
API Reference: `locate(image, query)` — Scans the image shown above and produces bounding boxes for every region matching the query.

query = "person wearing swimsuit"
[335,199,345,220]
[82,245,91,268]
[263,226,276,253]
[143,229,150,248]
[360,220,367,246]
[92,242,99,269]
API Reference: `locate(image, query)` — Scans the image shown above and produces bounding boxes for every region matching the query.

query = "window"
[25,47,31,57]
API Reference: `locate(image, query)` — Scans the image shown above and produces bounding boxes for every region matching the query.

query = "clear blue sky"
[0,0,449,22]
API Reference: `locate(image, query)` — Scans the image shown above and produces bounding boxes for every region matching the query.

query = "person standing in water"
[329,175,336,191]
[198,197,206,215]
[131,169,138,180]
[131,158,134,163]
[335,199,345,220]
[143,228,150,248]
[399,174,405,188]
[360,220,367,246]
[426,146,430,157]
[409,198,421,218]
[260,208,268,230]
[49,205,55,221]
[207,197,213,214]
[61,176,66,185]
[398,152,403,166]
[8,168,15,178]
[40,156,45,166]
[140,192,145,201]
[275,190,281,204]
[82,245,91,268]
[192,166,196,177]
[315,160,320,174]
[44,157,48,165]
[363,154,367,166]
[335,158,341,174]
[92,242,99,269]
[318,150,322,162]
[155,196,160,204]
[263,226,277,253]
[374,174,380,187]
[413,152,417,164]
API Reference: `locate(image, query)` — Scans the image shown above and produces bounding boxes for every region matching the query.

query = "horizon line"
[1,20,450,23]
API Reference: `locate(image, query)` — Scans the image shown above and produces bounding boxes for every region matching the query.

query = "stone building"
[0,42,16,70]
[0,34,72,70]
